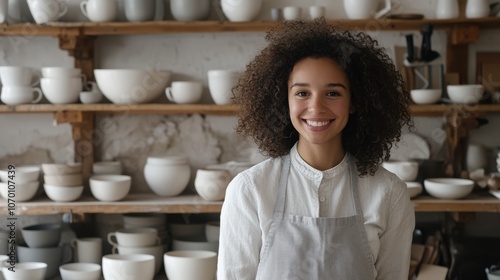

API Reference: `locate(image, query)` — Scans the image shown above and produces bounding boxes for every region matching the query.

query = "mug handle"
[70,238,78,248]
[57,0,68,18]
[80,74,87,90]
[165,87,175,102]
[107,232,118,247]
[112,246,118,254]
[31,72,41,87]
[80,1,89,18]
[32,88,43,104]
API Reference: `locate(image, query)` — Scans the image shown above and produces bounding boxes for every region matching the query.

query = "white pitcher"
[465,0,490,18]
[436,0,459,19]
[343,0,391,19]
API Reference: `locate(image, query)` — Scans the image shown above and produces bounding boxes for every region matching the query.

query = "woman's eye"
[327,91,341,97]
[296,91,308,97]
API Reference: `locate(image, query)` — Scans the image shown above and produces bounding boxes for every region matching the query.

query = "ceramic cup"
[1,86,43,105]
[282,6,301,20]
[102,254,155,280]
[112,244,164,275]
[80,0,117,22]
[309,6,325,19]
[165,81,203,104]
[107,228,160,248]
[0,66,39,87]
[71,237,102,264]
[123,0,155,22]
[27,0,68,24]
[207,70,240,105]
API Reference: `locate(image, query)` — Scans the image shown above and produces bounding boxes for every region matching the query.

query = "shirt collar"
[290,143,349,180]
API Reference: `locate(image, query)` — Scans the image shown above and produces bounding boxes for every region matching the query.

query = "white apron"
[255,154,375,280]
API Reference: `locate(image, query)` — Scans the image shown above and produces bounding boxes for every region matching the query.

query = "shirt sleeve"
[375,177,415,280]
[217,173,262,280]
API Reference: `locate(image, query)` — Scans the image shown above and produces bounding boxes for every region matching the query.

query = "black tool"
[420,24,440,62]
[405,34,415,63]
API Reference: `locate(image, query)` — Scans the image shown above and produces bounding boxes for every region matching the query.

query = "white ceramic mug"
[1,86,43,105]
[309,6,325,19]
[107,228,160,248]
[207,70,240,105]
[282,6,301,20]
[81,0,117,22]
[41,77,82,104]
[123,0,155,22]
[71,237,102,264]
[0,66,39,87]
[165,81,203,104]
[27,0,68,24]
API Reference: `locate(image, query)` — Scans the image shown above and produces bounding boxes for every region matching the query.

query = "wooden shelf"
[1,194,222,215]
[1,103,499,116]
[1,17,500,36]
[2,192,500,215]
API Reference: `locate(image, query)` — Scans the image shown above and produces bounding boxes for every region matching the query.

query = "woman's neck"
[296,140,345,171]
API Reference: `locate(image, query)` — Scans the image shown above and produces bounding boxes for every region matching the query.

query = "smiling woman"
[219,19,415,280]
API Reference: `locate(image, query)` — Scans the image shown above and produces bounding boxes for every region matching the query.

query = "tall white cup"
[71,237,102,264]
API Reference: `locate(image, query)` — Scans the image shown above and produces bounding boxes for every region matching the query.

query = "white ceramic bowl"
[41,77,82,104]
[41,163,82,175]
[59,263,102,280]
[382,160,419,181]
[102,254,155,280]
[447,84,484,104]
[207,70,241,104]
[220,0,262,21]
[144,159,190,197]
[406,182,423,199]
[2,262,47,280]
[44,184,84,202]
[487,267,500,280]
[424,178,474,199]
[41,67,82,78]
[170,0,211,21]
[112,244,164,275]
[94,69,171,104]
[410,89,442,104]
[0,181,39,202]
[80,90,103,104]
[194,169,231,201]
[89,175,131,202]
[0,165,40,183]
[164,250,218,280]
[44,173,83,186]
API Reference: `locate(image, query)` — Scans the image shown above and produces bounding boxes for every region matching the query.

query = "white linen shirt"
[218,145,415,280]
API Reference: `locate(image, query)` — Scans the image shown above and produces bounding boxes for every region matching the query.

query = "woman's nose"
[308,95,327,114]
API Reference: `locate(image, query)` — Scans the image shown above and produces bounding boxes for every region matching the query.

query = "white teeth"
[306,120,330,127]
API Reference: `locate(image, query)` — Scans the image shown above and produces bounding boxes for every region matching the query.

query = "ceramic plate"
[390,133,431,161]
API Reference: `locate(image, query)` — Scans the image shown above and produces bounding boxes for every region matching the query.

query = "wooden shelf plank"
[2,192,499,215]
[0,103,499,115]
[0,194,222,215]
[1,17,500,37]
[412,193,500,212]
[0,104,239,115]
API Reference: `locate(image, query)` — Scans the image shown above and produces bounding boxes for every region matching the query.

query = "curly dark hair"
[235,19,413,176]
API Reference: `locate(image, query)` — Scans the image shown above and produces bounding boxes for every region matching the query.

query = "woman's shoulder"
[358,165,408,203]
[228,157,284,193]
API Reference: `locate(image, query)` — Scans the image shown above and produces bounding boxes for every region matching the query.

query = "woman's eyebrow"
[289,82,347,89]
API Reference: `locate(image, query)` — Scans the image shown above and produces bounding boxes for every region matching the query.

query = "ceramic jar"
[465,0,490,18]
[436,0,459,19]
[144,156,191,197]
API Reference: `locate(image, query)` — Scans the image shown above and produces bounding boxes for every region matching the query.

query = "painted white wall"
[0,0,499,237]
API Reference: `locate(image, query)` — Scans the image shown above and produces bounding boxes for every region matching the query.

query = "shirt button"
[319,196,326,203]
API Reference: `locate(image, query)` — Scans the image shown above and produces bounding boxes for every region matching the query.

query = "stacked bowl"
[108,227,163,276]
[18,223,73,279]
[382,160,422,199]
[40,67,84,104]
[42,163,84,202]
[0,165,41,202]
[89,175,131,201]
[144,156,190,196]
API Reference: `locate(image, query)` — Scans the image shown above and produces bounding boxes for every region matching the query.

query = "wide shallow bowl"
[0,181,39,202]
[382,160,419,181]
[59,262,102,280]
[424,178,474,199]
[41,163,82,175]
[164,250,218,280]
[406,182,423,199]
[447,84,484,104]
[410,89,442,104]
[102,254,155,280]
[21,222,62,248]
[89,175,131,201]
[94,69,171,104]
[44,184,84,202]
[2,262,47,280]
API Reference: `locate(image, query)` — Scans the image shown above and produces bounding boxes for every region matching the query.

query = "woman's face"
[287,57,352,150]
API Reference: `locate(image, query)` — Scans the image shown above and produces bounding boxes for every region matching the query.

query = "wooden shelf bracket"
[58,34,96,81]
